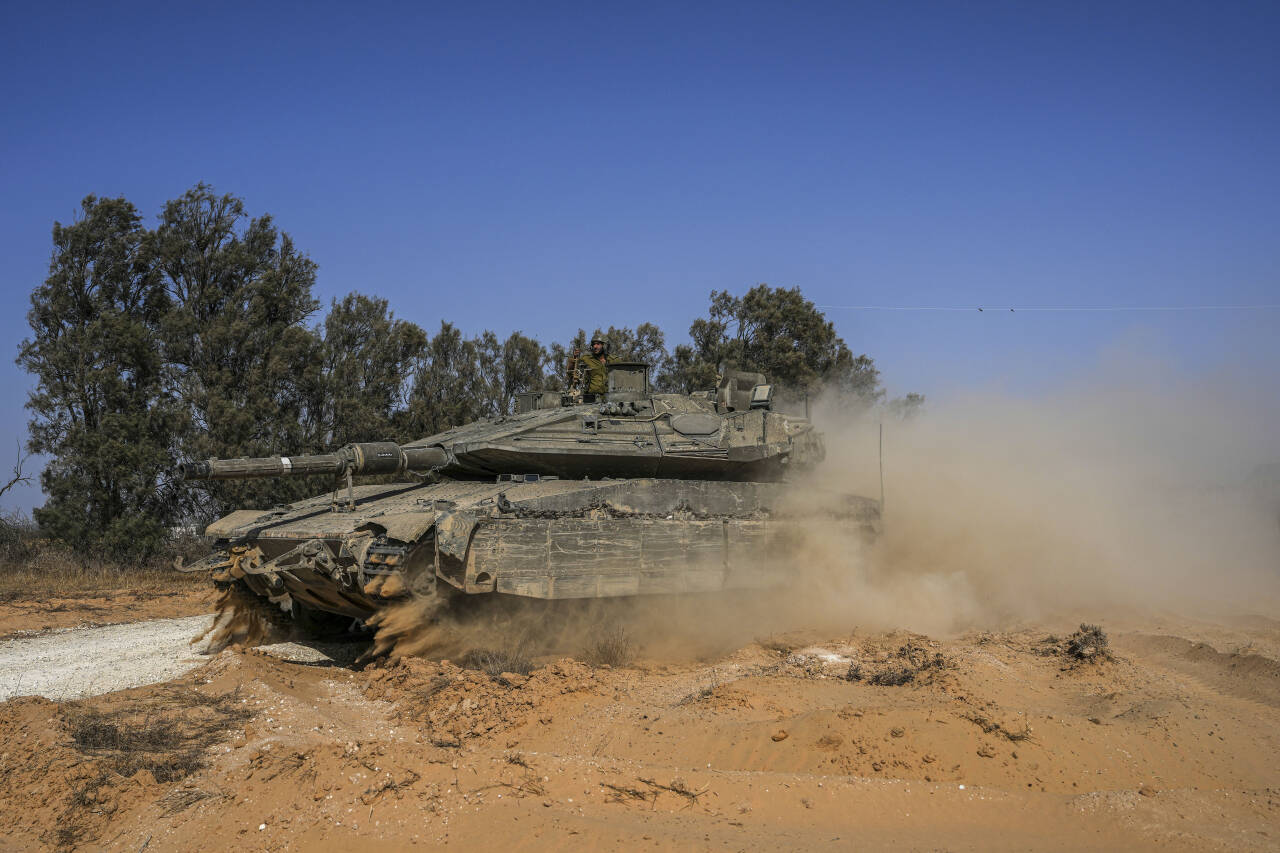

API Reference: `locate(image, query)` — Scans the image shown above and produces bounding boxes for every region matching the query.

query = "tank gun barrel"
[179,442,449,482]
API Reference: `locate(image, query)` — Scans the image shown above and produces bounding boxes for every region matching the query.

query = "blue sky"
[2,1,1277,512]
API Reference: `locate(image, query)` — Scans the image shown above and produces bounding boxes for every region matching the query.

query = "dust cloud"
[810,362,1280,635]
[372,358,1280,662]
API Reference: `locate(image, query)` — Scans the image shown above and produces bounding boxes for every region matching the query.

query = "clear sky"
[1,0,1277,513]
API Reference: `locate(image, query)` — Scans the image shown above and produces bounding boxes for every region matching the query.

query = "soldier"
[567,337,616,400]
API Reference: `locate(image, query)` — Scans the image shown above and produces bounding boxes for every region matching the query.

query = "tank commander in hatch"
[567,337,617,401]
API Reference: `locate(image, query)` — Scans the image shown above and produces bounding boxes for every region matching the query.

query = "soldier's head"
[590,338,606,357]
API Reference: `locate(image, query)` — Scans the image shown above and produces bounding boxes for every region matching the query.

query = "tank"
[179,363,881,626]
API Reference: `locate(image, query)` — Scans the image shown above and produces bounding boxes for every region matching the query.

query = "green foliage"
[401,321,485,436]
[658,284,883,408]
[17,196,182,557]
[473,330,549,418]
[156,184,322,518]
[315,292,426,445]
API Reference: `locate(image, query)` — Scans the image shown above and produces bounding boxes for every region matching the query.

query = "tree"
[314,292,426,446]
[887,392,926,421]
[17,196,182,556]
[474,331,548,418]
[401,322,485,437]
[659,284,883,408]
[156,184,323,518]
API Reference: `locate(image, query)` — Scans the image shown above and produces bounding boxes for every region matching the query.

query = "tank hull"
[195,476,880,623]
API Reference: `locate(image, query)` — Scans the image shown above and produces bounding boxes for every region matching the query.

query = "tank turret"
[180,366,822,485]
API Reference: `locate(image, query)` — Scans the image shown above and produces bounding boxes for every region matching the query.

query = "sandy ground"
[0,604,1277,851]
[0,590,214,640]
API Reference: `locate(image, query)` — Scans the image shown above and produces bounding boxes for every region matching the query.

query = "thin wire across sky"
[817,304,1280,313]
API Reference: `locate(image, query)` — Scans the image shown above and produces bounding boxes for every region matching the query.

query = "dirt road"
[0,615,213,702]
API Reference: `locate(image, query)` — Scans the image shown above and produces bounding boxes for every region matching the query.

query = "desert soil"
[0,589,215,640]
[0,604,1277,851]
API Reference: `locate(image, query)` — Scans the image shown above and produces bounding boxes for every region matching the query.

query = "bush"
[1065,624,1111,662]
[459,645,533,678]
[583,625,634,667]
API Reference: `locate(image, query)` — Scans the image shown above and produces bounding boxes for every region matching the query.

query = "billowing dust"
[193,584,290,652]
[364,588,837,664]
[364,368,1277,660]
[811,366,1280,635]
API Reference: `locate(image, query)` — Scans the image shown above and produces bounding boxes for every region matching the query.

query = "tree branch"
[0,442,32,500]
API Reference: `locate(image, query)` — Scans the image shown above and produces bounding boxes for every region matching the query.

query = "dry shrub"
[677,668,722,705]
[53,687,251,849]
[846,641,949,686]
[583,625,634,667]
[1065,623,1111,662]
[459,644,533,678]
[62,687,251,783]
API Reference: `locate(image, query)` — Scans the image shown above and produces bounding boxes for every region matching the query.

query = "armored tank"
[180,363,880,627]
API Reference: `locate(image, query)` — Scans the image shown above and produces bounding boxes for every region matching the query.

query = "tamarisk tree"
[156,184,323,518]
[17,196,183,556]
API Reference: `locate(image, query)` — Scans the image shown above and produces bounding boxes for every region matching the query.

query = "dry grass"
[639,776,710,805]
[603,781,655,803]
[422,674,454,701]
[459,644,534,678]
[53,687,252,850]
[0,515,206,599]
[677,668,722,705]
[963,712,1035,742]
[582,625,634,667]
[160,786,227,816]
[63,687,252,781]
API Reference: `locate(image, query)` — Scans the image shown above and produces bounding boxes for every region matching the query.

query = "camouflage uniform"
[580,351,616,394]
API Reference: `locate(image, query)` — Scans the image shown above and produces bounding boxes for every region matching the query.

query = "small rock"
[890,727,905,738]
[1138,785,1157,798]
[771,730,789,742]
